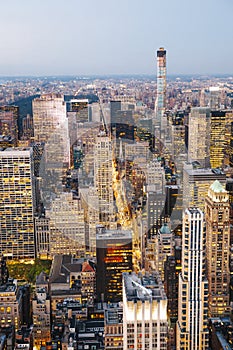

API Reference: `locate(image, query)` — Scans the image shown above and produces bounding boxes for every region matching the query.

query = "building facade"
[156,47,167,135]
[188,107,211,168]
[177,208,209,349]
[0,148,35,259]
[96,229,132,302]
[123,271,168,350]
[205,180,230,317]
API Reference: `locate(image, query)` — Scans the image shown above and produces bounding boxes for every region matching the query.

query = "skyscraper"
[188,107,211,168]
[183,163,226,211]
[94,132,115,226]
[155,47,166,136]
[210,110,233,168]
[0,106,19,146]
[32,93,70,168]
[32,94,70,207]
[96,228,132,302]
[0,148,35,259]
[205,180,230,317]
[123,271,168,350]
[47,193,86,257]
[177,208,209,349]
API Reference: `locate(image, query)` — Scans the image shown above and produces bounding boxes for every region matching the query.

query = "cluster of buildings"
[0,48,233,349]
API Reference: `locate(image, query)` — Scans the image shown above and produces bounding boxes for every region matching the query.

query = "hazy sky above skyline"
[0,0,232,76]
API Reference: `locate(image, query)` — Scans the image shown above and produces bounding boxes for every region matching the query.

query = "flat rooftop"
[123,272,167,302]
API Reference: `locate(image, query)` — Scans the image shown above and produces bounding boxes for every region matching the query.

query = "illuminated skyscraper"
[155,47,166,136]
[188,107,211,168]
[94,132,115,226]
[0,105,19,146]
[32,94,70,207]
[145,159,166,236]
[210,110,233,168]
[123,271,168,350]
[32,94,70,167]
[0,148,35,259]
[183,163,226,211]
[96,228,132,302]
[47,193,86,257]
[205,181,230,317]
[177,208,209,350]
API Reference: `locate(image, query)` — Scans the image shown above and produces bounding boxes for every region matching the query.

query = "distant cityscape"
[0,48,233,349]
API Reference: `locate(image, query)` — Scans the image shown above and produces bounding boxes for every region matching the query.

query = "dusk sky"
[0,0,232,76]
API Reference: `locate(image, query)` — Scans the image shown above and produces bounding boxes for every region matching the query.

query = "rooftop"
[210,180,227,193]
[123,272,166,302]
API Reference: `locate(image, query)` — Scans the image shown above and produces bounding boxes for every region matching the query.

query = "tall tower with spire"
[155,47,167,139]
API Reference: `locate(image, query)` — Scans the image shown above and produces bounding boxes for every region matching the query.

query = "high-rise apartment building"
[155,48,166,132]
[0,106,19,146]
[188,107,211,168]
[177,208,209,350]
[96,228,132,302]
[205,180,230,317]
[0,148,35,259]
[123,271,168,350]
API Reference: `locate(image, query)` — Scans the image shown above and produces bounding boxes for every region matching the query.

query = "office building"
[183,163,226,211]
[0,105,19,146]
[123,271,168,350]
[22,114,34,141]
[79,187,99,255]
[32,94,70,206]
[110,100,121,123]
[188,107,211,168]
[47,193,86,257]
[69,99,89,122]
[0,148,35,259]
[94,132,115,226]
[35,215,51,259]
[177,208,209,350]
[33,93,70,165]
[205,180,230,316]
[210,110,233,168]
[145,159,166,236]
[155,223,174,281]
[96,228,132,302]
